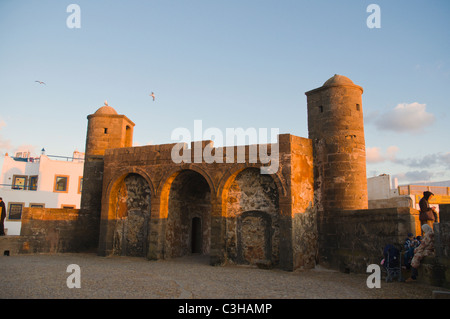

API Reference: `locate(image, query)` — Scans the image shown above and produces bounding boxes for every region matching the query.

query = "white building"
[368,174,446,213]
[367,174,412,209]
[0,150,84,235]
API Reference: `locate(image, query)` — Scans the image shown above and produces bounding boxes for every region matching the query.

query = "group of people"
[403,191,437,282]
[403,232,421,268]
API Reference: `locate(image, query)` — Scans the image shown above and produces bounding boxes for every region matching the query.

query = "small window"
[8,203,24,220]
[319,105,324,113]
[30,203,45,208]
[356,104,360,111]
[29,175,38,191]
[78,177,83,194]
[104,128,108,134]
[54,175,69,193]
[12,175,27,190]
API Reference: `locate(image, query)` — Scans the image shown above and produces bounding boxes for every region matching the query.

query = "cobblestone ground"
[0,253,447,299]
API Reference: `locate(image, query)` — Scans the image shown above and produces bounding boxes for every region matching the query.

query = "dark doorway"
[191,217,202,253]
[166,170,211,258]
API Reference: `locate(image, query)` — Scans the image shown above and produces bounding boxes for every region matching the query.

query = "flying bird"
[35,81,46,85]
[150,92,155,101]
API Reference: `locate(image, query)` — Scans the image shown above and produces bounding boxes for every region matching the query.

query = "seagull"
[150,92,155,101]
[35,81,46,85]
[104,100,109,106]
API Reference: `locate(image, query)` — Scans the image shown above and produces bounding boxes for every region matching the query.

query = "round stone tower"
[305,75,368,211]
[85,102,135,156]
[80,102,136,249]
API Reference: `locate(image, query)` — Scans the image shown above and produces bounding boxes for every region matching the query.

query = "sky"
[0,0,449,186]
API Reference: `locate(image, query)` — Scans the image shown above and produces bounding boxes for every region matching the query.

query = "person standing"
[419,191,437,230]
[0,197,6,236]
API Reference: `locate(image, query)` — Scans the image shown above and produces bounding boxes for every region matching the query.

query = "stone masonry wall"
[96,134,316,271]
[20,207,97,253]
[112,173,151,257]
[319,207,418,273]
[225,167,279,266]
[289,135,316,269]
[418,204,450,288]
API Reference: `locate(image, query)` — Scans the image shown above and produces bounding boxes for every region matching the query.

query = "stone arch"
[217,164,286,216]
[106,167,156,211]
[162,169,212,258]
[157,164,215,199]
[104,171,152,257]
[221,167,280,266]
[158,165,215,220]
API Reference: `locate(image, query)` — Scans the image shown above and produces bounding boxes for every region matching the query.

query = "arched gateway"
[164,169,212,258]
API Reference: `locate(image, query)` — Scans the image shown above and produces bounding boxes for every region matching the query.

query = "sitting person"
[416,236,422,245]
[403,233,418,269]
[406,224,434,282]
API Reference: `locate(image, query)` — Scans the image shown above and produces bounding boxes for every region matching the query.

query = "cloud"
[369,150,450,184]
[0,119,39,156]
[372,102,435,133]
[366,145,399,164]
[367,146,450,183]
[368,148,450,169]
[393,170,435,183]
[385,146,399,161]
[366,147,383,163]
[441,152,450,168]
[0,138,12,154]
[403,152,450,169]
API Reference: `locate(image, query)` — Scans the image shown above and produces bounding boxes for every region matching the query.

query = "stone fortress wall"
[2,75,448,287]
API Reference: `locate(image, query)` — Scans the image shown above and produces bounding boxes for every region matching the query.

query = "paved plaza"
[0,253,447,299]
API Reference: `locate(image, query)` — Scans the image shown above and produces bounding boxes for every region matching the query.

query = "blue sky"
[0,0,449,185]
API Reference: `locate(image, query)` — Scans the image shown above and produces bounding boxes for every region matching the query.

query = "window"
[356,104,361,111]
[54,175,69,193]
[78,177,83,194]
[104,128,108,134]
[12,175,27,190]
[30,203,45,208]
[125,125,132,147]
[29,176,38,191]
[8,203,24,220]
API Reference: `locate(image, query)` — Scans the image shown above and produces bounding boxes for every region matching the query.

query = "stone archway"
[111,173,151,257]
[165,170,212,258]
[225,167,280,266]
